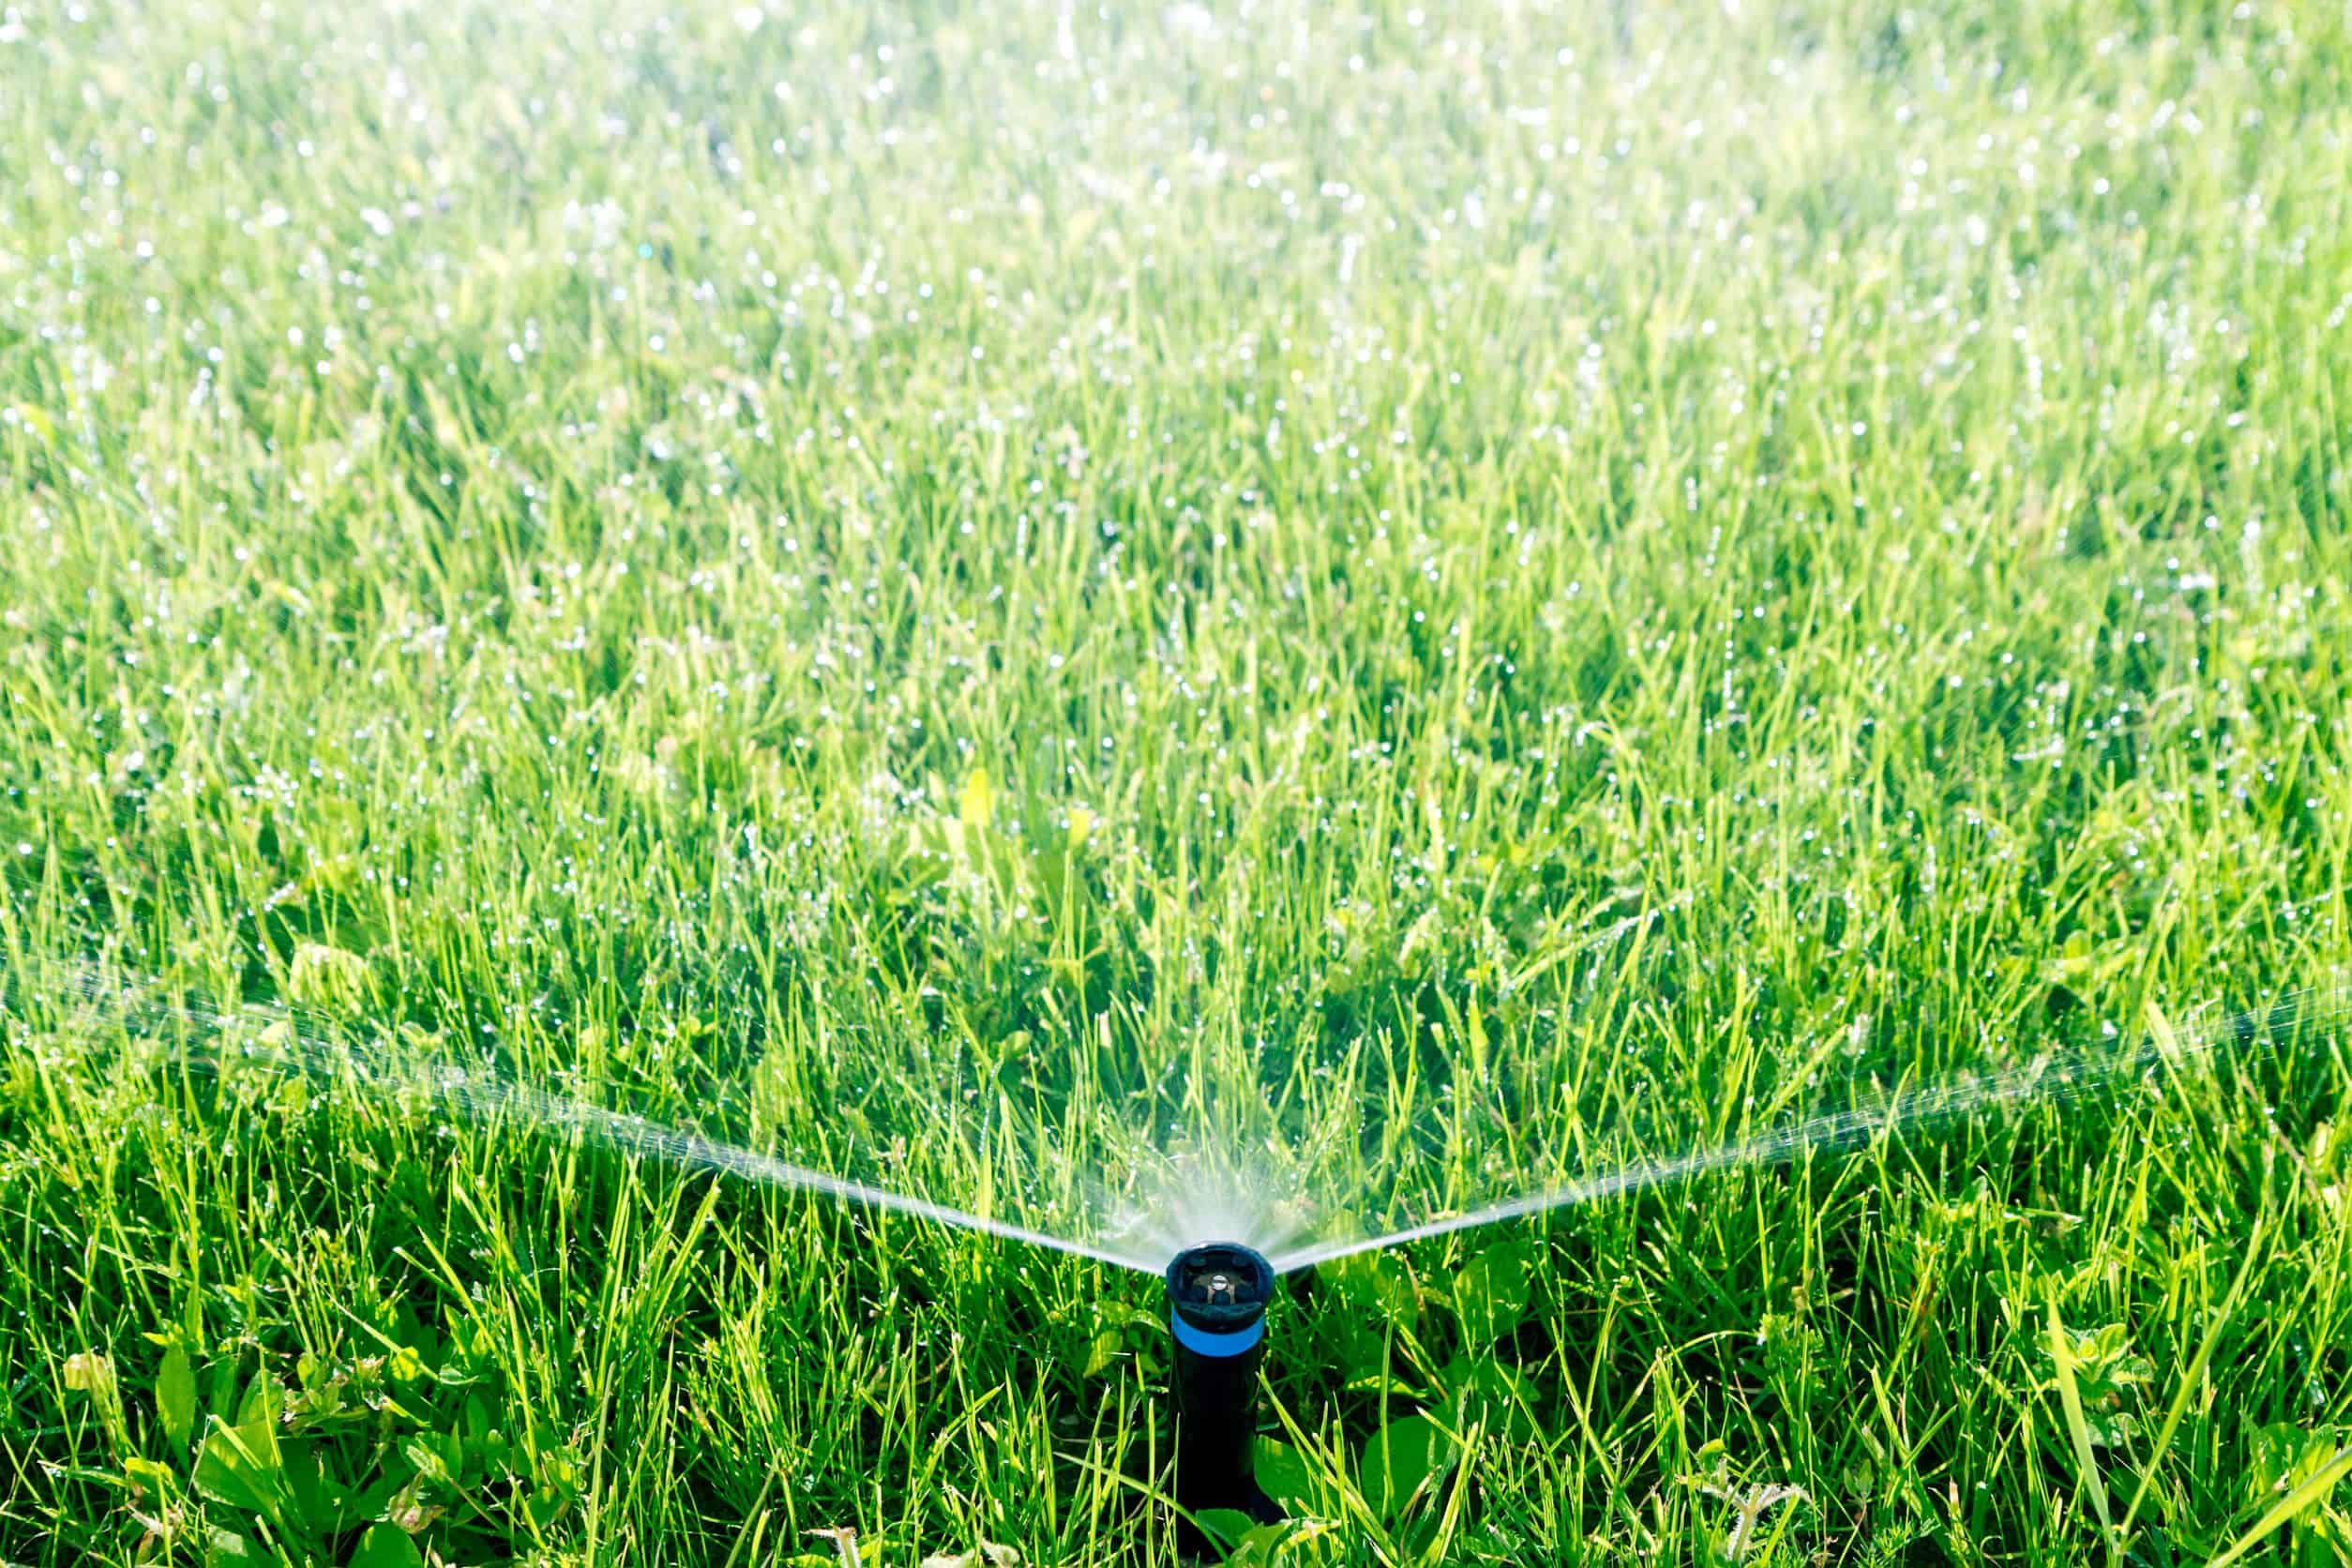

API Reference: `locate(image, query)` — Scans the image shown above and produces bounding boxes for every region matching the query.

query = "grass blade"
[2205,1449,2352,1568]
[2045,1294,2118,1560]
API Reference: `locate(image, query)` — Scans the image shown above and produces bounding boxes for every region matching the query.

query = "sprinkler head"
[1165,1243,1282,1551]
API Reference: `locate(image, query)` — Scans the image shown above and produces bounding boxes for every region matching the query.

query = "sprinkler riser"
[1165,1243,1283,1547]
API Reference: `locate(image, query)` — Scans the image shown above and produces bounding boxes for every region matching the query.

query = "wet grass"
[4,0,2352,1560]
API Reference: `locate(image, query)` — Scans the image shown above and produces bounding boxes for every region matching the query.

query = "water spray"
[1165,1242,1282,1548]
[6,957,2345,1284]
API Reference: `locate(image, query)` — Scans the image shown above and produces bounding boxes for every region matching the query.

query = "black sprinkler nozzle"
[1165,1242,1282,1551]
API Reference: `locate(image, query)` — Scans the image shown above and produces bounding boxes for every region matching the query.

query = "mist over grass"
[3,0,2350,1560]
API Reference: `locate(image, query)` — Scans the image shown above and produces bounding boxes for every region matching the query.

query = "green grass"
[4,0,2352,1560]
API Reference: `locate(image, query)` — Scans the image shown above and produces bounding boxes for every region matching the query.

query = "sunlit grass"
[3,0,2350,1560]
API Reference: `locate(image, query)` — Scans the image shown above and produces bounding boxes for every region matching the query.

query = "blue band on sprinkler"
[1170,1312,1265,1358]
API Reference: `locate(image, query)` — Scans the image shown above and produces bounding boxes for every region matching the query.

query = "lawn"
[3,0,2350,1561]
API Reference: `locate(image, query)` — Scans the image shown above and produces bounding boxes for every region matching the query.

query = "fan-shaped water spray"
[4,956,2340,1277]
